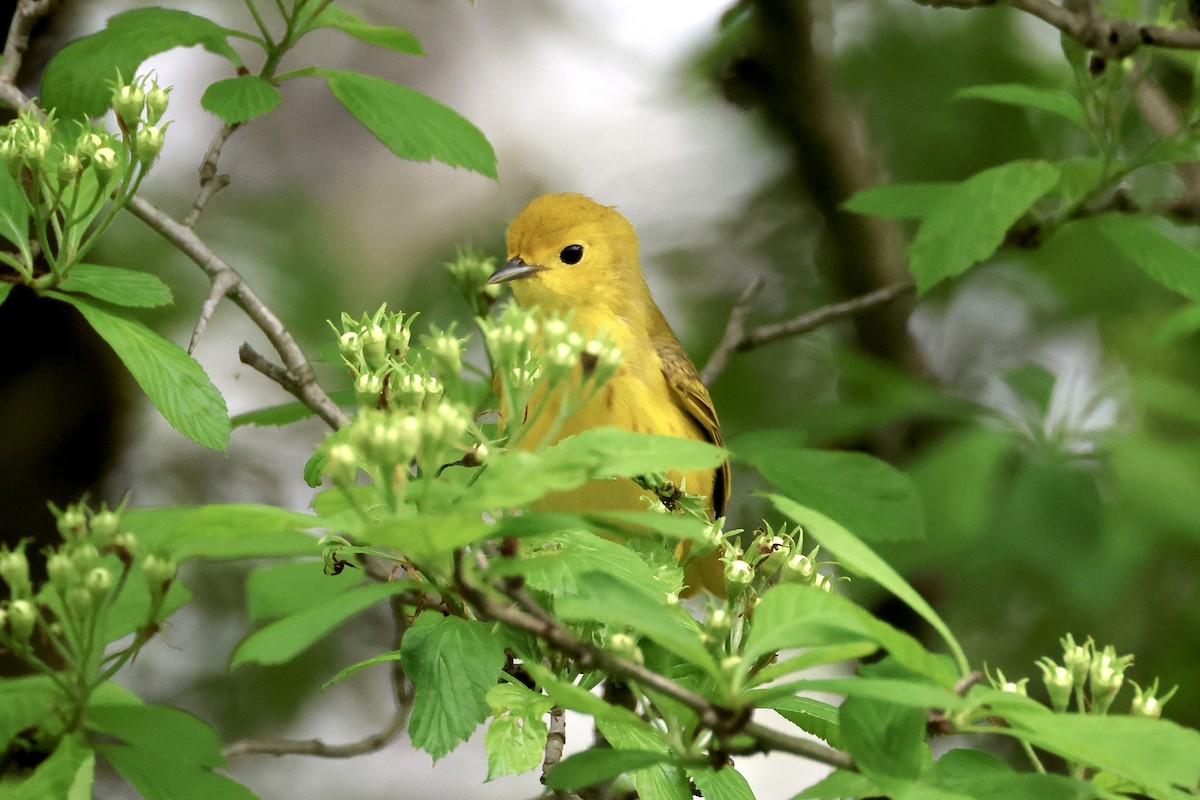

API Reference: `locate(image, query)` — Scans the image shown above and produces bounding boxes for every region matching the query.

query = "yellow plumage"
[488,193,729,594]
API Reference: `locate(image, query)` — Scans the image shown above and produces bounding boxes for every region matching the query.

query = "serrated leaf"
[246,559,365,625]
[52,293,229,451]
[545,749,674,792]
[932,749,1094,800]
[322,70,496,178]
[842,182,952,221]
[0,735,93,800]
[41,8,241,117]
[908,160,1061,293]
[1095,214,1200,301]
[522,663,643,726]
[323,650,403,689]
[231,580,416,669]
[741,583,955,686]
[483,685,552,782]
[309,7,423,55]
[58,263,173,308]
[766,495,966,676]
[955,83,1086,127]
[487,530,675,599]
[1000,711,1200,795]
[401,615,506,760]
[593,718,690,800]
[755,694,842,749]
[123,504,319,561]
[555,573,718,678]
[0,164,31,252]
[732,434,923,543]
[689,765,756,800]
[201,75,282,124]
[840,696,928,781]
[793,770,882,800]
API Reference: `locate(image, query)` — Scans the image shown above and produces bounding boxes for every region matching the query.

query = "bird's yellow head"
[489,193,652,323]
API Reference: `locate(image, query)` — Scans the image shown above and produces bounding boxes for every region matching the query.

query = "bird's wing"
[653,322,731,518]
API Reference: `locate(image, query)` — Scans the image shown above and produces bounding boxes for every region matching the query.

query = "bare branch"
[699,276,766,386]
[190,270,239,354]
[912,0,1200,57]
[224,706,410,760]
[128,196,351,430]
[453,553,853,771]
[185,122,242,228]
[541,706,567,786]
[0,0,57,99]
[702,280,916,386]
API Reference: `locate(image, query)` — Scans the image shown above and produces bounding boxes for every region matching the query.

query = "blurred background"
[2,0,1199,797]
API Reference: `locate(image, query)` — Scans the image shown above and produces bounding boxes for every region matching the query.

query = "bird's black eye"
[559,244,584,265]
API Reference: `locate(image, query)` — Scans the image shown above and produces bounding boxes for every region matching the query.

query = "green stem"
[244,0,276,45]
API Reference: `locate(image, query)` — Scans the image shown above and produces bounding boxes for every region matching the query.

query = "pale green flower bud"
[57,152,82,182]
[134,124,165,165]
[1061,634,1091,690]
[145,83,170,124]
[607,633,643,664]
[0,545,31,597]
[354,372,385,408]
[57,505,88,540]
[781,552,816,584]
[67,585,93,617]
[112,530,138,564]
[338,330,361,361]
[6,599,36,643]
[384,315,411,358]
[1036,657,1073,712]
[324,442,359,486]
[85,566,113,598]
[724,559,753,588]
[89,508,120,542]
[92,147,120,179]
[141,554,177,595]
[46,551,75,593]
[112,82,146,127]
[1130,679,1177,719]
[70,543,100,573]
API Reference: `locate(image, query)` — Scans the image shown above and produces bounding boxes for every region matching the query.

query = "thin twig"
[913,0,1200,57]
[224,706,411,759]
[542,707,567,785]
[452,552,852,770]
[699,276,766,386]
[185,122,241,228]
[701,279,916,386]
[190,269,239,354]
[127,196,350,430]
[0,0,56,100]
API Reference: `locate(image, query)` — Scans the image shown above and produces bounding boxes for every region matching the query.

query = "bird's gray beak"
[487,256,540,285]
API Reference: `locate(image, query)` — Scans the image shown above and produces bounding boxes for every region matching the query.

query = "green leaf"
[96,744,258,800]
[321,70,496,179]
[201,75,282,124]
[41,8,241,117]
[0,735,93,800]
[101,570,191,642]
[231,388,356,428]
[488,530,677,599]
[755,694,841,749]
[469,428,726,510]
[840,697,928,781]
[57,263,173,308]
[309,7,423,55]
[932,749,1094,800]
[0,165,31,253]
[87,705,223,770]
[793,770,882,800]
[767,494,967,677]
[0,283,12,307]
[593,718,691,800]
[908,160,1060,293]
[246,559,365,624]
[545,750,674,792]
[732,434,923,543]
[741,583,955,686]
[842,182,952,220]
[522,663,644,726]
[767,678,964,713]
[1155,302,1200,345]
[231,580,416,669]
[323,649,403,689]
[955,83,1086,127]
[689,765,756,800]
[483,684,553,781]
[401,614,507,760]
[1001,711,1200,795]
[1095,214,1200,301]
[123,504,319,561]
[53,293,229,451]
[555,573,718,678]
[0,677,58,750]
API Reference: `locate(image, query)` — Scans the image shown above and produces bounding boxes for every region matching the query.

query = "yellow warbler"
[488,193,729,594]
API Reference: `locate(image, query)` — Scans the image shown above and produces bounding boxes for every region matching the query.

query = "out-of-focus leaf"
[308,7,423,54]
[1096,214,1200,301]
[246,560,365,624]
[0,735,93,800]
[594,718,691,800]
[123,505,318,561]
[840,696,928,781]
[908,160,1060,292]
[321,70,496,178]
[955,83,1086,126]
[545,750,673,792]
[843,182,951,220]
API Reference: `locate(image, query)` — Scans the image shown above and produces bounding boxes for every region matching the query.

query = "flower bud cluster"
[716,520,840,598]
[332,305,418,409]
[326,402,479,486]
[109,74,171,164]
[444,248,502,312]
